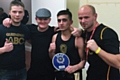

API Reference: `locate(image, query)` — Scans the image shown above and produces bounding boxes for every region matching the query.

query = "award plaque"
[52,53,70,71]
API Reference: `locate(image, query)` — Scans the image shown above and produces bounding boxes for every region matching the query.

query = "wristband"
[95,47,101,54]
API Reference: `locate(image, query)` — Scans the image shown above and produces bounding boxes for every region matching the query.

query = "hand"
[65,65,77,74]
[54,26,61,32]
[71,26,82,37]
[87,39,99,52]
[3,39,13,52]
[3,18,12,28]
[49,42,56,53]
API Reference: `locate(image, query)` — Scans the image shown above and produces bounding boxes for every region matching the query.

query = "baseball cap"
[36,8,51,18]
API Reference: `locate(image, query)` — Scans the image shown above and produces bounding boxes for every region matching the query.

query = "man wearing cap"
[26,8,56,80]
[3,8,56,80]
[3,8,79,80]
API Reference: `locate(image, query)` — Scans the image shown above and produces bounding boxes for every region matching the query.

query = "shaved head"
[78,4,98,31]
[79,4,96,15]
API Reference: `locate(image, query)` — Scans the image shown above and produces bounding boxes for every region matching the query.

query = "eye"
[57,18,68,22]
[57,19,61,22]
[12,11,17,13]
[62,19,67,22]
[84,16,89,19]
[79,17,82,20]
[19,11,23,14]
[38,18,48,20]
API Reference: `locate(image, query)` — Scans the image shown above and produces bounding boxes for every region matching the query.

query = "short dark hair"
[9,0,24,10]
[57,9,72,20]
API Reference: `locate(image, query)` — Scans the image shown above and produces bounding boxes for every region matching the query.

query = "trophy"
[52,53,70,71]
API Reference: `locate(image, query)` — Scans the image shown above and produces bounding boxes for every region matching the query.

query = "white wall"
[31,0,66,26]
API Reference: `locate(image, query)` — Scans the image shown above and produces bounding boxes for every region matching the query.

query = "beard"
[83,23,94,32]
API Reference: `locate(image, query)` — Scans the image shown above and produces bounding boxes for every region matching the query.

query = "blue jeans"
[0,68,27,80]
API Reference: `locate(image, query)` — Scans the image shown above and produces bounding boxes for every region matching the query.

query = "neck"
[87,22,99,32]
[37,26,48,32]
[61,29,71,41]
[12,22,21,26]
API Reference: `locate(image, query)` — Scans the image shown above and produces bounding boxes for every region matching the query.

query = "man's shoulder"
[99,24,117,34]
[48,25,55,30]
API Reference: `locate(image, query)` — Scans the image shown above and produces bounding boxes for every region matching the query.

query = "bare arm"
[49,34,57,58]
[98,49,120,69]
[25,41,31,71]
[65,37,85,73]
[87,39,120,69]
[74,37,86,69]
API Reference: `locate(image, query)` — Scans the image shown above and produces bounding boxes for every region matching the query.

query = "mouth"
[14,18,20,21]
[59,26,64,30]
[81,23,87,27]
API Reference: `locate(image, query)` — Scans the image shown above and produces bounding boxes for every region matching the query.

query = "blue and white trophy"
[52,53,70,71]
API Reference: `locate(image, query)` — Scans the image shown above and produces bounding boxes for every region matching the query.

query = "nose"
[81,18,85,23]
[59,20,64,24]
[16,12,19,16]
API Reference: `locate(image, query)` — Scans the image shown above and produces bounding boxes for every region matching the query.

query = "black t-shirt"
[27,24,55,74]
[82,24,120,80]
[0,24,30,70]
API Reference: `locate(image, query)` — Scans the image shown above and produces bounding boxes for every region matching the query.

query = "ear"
[70,20,73,25]
[48,18,51,22]
[35,17,37,21]
[94,13,97,20]
[9,11,11,16]
[49,18,51,21]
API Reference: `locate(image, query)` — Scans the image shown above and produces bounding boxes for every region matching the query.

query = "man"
[0,1,29,80]
[0,7,8,24]
[26,8,56,80]
[3,8,79,80]
[49,9,85,80]
[78,4,120,80]
[3,8,56,80]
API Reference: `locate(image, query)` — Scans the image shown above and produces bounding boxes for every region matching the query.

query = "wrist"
[80,29,84,37]
[95,47,101,54]
[0,47,5,54]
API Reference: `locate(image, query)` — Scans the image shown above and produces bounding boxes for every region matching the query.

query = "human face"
[57,15,72,31]
[36,17,51,29]
[78,6,97,31]
[9,5,24,24]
